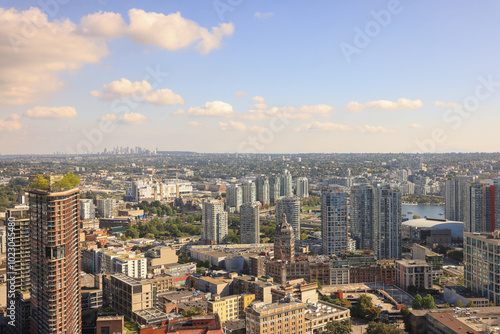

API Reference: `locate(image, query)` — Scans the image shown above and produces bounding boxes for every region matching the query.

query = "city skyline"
[2,1,500,154]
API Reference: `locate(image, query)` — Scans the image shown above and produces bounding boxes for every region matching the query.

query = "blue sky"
[1,0,500,154]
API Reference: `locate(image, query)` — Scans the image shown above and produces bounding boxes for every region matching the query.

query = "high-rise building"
[462,180,500,233]
[256,175,270,206]
[242,181,257,204]
[295,177,309,199]
[280,169,293,197]
[351,184,378,251]
[240,202,260,244]
[226,184,243,212]
[398,169,408,183]
[351,184,401,259]
[321,187,348,256]
[202,199,228,245]
[6,206,31,334]
[29,176,81,333]
[96,198,116,218]
[276,197,301,240]
[269,175,281,204]
[80,198,95,220]
[445,176,473,222]
[464,231,500,305]
[377,186,402,260]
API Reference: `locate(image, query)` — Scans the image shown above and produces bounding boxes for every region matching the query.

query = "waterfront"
[402,204,444,220]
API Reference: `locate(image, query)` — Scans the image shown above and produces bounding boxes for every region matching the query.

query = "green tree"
[145,233,155,240]
[455,300,464,307]
[353,294,379,320]
[422,294,437,309]
[366,322,405,334]
[300,232,308,240]
[466,301,476,307]
[321,320,352,334]
[412,294,423,310]
[181,307,204,317]
[400,305,411,332]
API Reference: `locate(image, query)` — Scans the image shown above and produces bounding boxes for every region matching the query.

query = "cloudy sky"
[2,0,500,154]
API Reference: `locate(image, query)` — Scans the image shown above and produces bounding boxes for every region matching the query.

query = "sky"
[1,0,500,155]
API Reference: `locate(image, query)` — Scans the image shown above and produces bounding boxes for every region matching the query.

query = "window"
[100,327,110,334]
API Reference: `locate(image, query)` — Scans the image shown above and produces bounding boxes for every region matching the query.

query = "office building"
[226,184,242,212]
[83,248,148,278]
[202,200,228,245]
[321,187,348,256]
[395,259,432,290]
[106,273,159,322]
[280,169,293,197]
[208,294,255,322]
[29,175,82,333]
[464,231,500,305]
[6,206,31,334]
[245,297,306,334]
[269,175,281,204]
[240,202,260,244]
[242,181,257,204]
[256,175,270,206]
[276,197,301,240]
[295,177,309,199]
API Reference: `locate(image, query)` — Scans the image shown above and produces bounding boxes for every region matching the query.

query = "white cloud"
[357,125,396,134]
[347,98,423,112]
[255,12,274,19]
[79,11,127,38]
[174,101,234,117]
[409,123,420,128]
[83,9,234,55]
[25,106,78,119]
[250,126,267,132]
[435,100,461,109]
[0,114,22,131]
[187,121,204,127]
[122,112,148,124]
[241,97,335,119]
[100,113,118,121]
[91,78,184,106]
[294,121,351,132]
[299,104,335,114]
[235,91,248,98]
[251,96,266,103]
[0,7,109,105]
[219,121,247,132]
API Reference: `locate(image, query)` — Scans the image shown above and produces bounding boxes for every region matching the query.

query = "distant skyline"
[2,1,500,154]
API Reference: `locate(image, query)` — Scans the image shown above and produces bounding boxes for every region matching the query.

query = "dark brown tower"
[29,175,81,334]
[274,213,295,262]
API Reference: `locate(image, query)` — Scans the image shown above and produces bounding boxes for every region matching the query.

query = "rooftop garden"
[30,172,80,191]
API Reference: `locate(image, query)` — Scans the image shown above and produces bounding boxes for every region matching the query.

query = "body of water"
[402,204,444,220]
